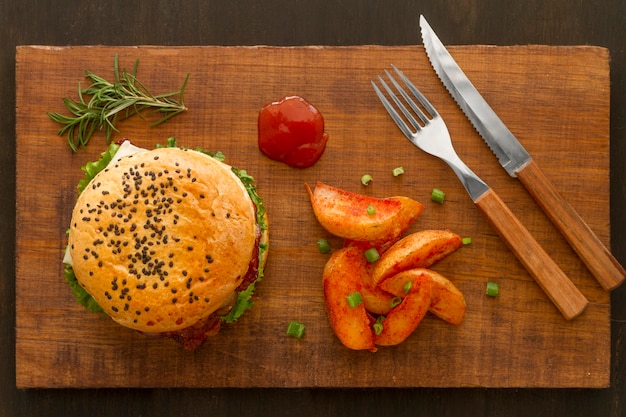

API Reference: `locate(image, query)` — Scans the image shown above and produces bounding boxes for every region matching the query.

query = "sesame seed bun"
[68,147,259,333]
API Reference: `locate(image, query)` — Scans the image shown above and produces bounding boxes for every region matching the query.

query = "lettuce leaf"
[64,264,107,315]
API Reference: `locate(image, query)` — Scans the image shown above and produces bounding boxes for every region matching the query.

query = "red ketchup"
[258,96,329,168]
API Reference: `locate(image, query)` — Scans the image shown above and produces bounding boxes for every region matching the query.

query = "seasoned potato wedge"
[322,246,376,351]
[375,273,431,346]
[360,262,394,315]
[371,230,462,286]
[380,268,466,326]
[306,181,423,243]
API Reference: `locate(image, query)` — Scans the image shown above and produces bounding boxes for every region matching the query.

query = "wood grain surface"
[15,45,611,388]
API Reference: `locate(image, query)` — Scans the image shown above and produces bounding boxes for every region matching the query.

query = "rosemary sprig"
[48,55,190,151]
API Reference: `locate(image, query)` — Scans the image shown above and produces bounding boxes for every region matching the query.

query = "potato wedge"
[371,229,462,286]
[306,181,423,243]
[360,262,394,315]
[375,273,431,346]
[380,268,466,326]
[322,246,376,351]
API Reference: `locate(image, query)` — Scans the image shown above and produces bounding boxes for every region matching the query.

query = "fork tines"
[371,65,438,137]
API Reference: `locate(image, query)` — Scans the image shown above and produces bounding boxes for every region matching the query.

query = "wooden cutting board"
[15,45,611,388]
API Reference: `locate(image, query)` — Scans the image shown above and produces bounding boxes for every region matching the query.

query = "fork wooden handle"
[475,188,588,320]
[516,159,625,290]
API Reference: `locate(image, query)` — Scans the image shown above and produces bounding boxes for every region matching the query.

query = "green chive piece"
[316,238,331,254]
[389,296,403,308]
[431,188,445,204]
[392,166,405,177]
[364,248,380,263]
[286,321,306,338]
[403,281,413,294]
[373,315,385,335]
[486,282,499,297]
[366,204,376,216]
[462,237,473,245]
[361,174,373,186]
[346,292,363,308]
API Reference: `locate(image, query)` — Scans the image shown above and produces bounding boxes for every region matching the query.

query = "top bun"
[68,147,257,333]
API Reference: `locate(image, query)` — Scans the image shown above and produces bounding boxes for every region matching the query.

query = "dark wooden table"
[2,1,625,415]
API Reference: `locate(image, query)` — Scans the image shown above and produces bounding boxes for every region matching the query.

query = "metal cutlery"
[372,65,588,320]
[420,14,624,291]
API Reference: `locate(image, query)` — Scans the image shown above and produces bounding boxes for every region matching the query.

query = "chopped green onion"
[389,296,403,308]
[286,321,306,338]
[361,174,373,186]
[346,292,363,308]
[486,282,499,297]
[373,316,385,335]
[366,204,376,216]
[364,247,380,263]
[316,238,331,254]
[403,281,413,294]
[392,166,405,177]
[431,188,445,204]
[462,237,473,245]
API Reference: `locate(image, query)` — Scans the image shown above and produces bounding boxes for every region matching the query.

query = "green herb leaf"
[48,54,189,152]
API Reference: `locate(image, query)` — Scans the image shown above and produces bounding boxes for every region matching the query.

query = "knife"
[419,15,625,291]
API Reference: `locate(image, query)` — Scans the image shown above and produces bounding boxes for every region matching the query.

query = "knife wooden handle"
[516,159,625,291]
[475,188,588,320]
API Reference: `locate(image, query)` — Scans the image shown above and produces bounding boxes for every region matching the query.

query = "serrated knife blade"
[419,14,625,291]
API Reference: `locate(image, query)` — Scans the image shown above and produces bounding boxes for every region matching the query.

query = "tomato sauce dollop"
[258,96,329,168]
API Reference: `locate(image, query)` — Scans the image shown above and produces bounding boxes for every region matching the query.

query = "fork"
[372,66,588,320]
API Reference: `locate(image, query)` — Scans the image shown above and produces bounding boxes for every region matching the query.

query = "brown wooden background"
[16,45,611,388]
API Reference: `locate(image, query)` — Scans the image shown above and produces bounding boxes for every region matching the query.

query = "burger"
[63,138,268,350]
